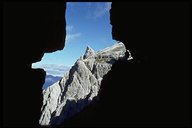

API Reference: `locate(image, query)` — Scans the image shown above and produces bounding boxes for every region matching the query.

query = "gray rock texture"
[39,42,128,125]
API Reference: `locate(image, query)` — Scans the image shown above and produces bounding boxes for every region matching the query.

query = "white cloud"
[66,33,81,42]
[66,24,81,42]
[32,64,71,77]
[66,25,74,32]
[87,2,111,19]
[94,2,111,19]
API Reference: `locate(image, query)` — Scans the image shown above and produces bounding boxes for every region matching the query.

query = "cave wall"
[108,2,190,126]
[62,2,190,127]
[3,2,66,126]
[3,2,190,127]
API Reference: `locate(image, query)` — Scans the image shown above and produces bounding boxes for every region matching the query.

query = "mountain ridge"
[39,42,128,125]
[43,75,62,89]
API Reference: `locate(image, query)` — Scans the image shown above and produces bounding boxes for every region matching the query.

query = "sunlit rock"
[39,42,127,125]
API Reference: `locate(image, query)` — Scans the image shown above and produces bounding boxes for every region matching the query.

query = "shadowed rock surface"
[39,43,128,125]
[61,2,190,127]
[3,2,66,127]
[3,2,190,127]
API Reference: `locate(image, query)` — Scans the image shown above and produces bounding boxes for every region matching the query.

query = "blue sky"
[32,2,116,76]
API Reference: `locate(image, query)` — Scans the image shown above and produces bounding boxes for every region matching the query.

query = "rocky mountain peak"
[83,46,95,59]
[39,42,128,125]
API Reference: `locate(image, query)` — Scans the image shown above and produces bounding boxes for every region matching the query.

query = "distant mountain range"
[43,75,62,89]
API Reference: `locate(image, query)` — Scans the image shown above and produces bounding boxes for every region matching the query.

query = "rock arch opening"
[32,2,131,126]
[4,1,190,127]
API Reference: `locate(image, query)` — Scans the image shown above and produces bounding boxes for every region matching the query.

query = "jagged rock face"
[39,42,127,125]
[83,46,95,59]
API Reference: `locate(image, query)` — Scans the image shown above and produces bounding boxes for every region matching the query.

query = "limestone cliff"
[39,42,128,125]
